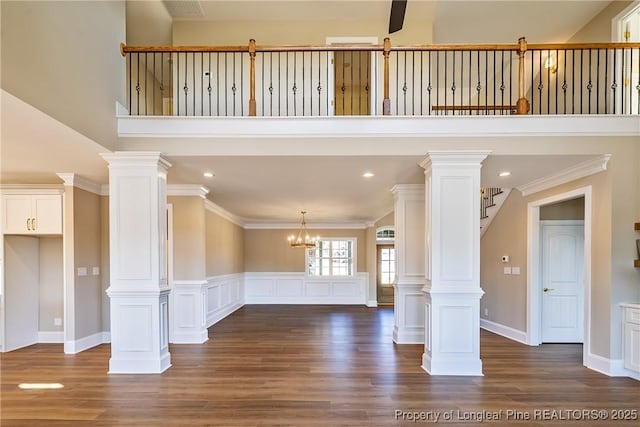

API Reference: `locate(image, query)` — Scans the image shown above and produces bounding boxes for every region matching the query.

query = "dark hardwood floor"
[1,306,638,426]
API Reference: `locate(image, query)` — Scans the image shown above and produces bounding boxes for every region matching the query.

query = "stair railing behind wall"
[120,38,640,117]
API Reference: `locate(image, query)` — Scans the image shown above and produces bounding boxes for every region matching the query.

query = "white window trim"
[305,237,357,277]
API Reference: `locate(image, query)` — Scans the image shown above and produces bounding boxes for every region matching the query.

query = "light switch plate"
[512,266,521,275]
[92,267,100,276]
[54,317,62,326]
[77,267,87,276]
[503,266,512,275]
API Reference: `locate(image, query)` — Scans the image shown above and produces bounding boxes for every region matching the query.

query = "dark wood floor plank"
[1,305,638,426]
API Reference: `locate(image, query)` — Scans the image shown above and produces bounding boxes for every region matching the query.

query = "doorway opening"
[377,245,395,306]
[527,187,591,366]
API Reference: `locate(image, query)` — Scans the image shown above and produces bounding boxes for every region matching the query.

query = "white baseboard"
[38,331,64,343]
[586,352,640,380]
[480,318,527,345]
[366,300,378,308]
[64,331,110,354]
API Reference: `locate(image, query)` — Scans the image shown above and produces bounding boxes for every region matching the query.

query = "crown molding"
[167,184,210,198]
[0,184,64,195]
[419,150,491,169]
[56,173,104,195]
[517,154,611,197]
[204,199,246,227]
[243,221,370,230]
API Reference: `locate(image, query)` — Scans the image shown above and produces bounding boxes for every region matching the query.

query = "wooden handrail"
[120,41,640,57]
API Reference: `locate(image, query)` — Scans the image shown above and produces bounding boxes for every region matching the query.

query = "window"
[379,247,395,285]
[376,226,395,243]
[307,238,356,277]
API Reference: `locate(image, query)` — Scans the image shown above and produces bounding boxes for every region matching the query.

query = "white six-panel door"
[541,223,584,343]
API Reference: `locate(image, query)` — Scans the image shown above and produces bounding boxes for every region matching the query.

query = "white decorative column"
[420,151,490,376]
[391,184,425,344]
[101,152,172,374]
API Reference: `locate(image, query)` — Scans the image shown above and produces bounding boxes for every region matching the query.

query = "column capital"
[101,151,172,173]
[419,150,491,170]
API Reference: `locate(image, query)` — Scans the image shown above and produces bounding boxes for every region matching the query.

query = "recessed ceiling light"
[203,172,214,178]
[499,171,511,177]
[362,172,375,178]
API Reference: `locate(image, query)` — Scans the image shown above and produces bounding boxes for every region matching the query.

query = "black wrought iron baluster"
[224,52,228,116]
[160,52,164,116]
[469,49,472,115]
[317,51,322,116]
[612,49,617,114]
[207,52,212,116]
[144,53,148,115]
[461,51,464,114]
[217,53,220,116]
[587,49,593,114]
[530,49,534,115]
[128,53,132,115]
[562,50,567,114]
[492,50,496,115]
[537,51,543,115]
[509,50,512,114]
[403,51,408,115]
[546,49,550,114]
[176,53,180,116]
[153,53,156,115]
[604,48,608,114]
[571,50,575,114]
[485,51,488,114]
[636,48,640,114]
[240,52,243,116]
[411,51,415,116]
[396,51,400,115]
[444,50,447,115]
[302,51,306,116]
[286,52,289,116]
[476,51,481,114]
[427,51,432,116]
[621,47,625,114]
[270,52,274,116]
[232,52,237,116]
[366,51,370,115]
[279,52,282,116]
[554,50,558,114]
[350,50,354,115]
[200,52,203,117]
[310,51,313,116]
[342,51,346,115]
[596,49,600,114]
[436,51,439,115]
[580,49,583,114]
[451,50,456,114]
[500,51,504,114]
[136,53,141,115]
[293,52,297,116]
[261,51,265,116]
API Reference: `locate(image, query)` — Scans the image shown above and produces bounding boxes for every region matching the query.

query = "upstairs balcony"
[121,37,640,117]
[117,37,640,145]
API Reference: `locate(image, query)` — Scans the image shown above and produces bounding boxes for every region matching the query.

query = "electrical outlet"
[484,308,488,316]
[54,317,62,326]
[92,266,100,276]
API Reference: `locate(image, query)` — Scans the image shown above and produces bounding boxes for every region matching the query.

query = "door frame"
[540,219,585,343]
[326,37,379,116]
[526,186,592,365]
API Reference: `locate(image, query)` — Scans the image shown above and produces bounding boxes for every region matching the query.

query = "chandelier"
[288,211,319,248]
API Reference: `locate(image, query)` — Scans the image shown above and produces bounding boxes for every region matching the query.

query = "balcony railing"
[120,37,640,117]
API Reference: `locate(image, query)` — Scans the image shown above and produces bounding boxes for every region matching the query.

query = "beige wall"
[0,1,125,149]
[39,237,64,333]
[375,211,394,228]
[169,196,206,280]
[569,1,633,42]
[480,145,640,360]
[205,209,244,276]
[100,196,110,332]
[73,188,103,339]
[540,197,585,220]
[244,228,367,273]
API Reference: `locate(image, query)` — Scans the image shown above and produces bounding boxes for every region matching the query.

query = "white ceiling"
[2,1,614,224]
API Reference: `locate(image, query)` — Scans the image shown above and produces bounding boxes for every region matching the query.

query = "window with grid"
[379,247,395,285]
[307,239,355,277]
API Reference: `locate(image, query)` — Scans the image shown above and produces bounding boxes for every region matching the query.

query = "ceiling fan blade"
[389,0,407,34]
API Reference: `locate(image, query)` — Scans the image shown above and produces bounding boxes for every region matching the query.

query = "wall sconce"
[544,56,557,74]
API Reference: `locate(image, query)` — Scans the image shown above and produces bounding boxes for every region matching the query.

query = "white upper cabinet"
[1,194,62,235]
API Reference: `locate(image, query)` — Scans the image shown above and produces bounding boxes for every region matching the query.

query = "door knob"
[543,287,554,292]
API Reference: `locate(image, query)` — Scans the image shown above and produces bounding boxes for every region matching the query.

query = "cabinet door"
[624,321,640,372]
[1,195,32,234]
[31,195,62,234]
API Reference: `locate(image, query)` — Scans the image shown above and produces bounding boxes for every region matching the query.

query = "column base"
[393,282,425,344]
[109,353,172,374]
[421,352,483,376]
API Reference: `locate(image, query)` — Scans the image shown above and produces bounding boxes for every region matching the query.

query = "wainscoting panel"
[245,273,368,305]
